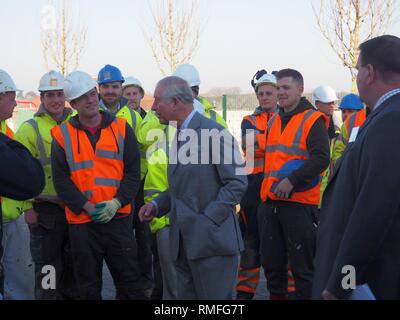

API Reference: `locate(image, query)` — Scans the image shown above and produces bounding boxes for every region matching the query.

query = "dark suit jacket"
[154,112,247,261]
[0,133,44,200]
[312,92,400,300]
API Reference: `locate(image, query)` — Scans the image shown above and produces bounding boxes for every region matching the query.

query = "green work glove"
[92,198,122,224]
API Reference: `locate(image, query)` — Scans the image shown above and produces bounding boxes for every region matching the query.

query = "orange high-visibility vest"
[345,109,366,139]
[1,120,14,204]
[51,118,132,224]
[260,109,328,205]
[236,267,261,294]
[242,111,275,174]
[0,120,13,138]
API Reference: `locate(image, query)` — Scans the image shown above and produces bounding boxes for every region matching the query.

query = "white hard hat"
[123,76,143,89]
[64,71,97,102]
[38,70,65,92]
[173,64,200,87]
[0,69,17,94]
[255,74,277,91]
[313,85,339,103]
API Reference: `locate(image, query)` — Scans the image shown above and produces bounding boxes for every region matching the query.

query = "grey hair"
[157,76,194,104]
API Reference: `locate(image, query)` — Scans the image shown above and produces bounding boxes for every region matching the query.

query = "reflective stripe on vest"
[243,111,274,174]
[347,112,357,135]
[60,123,94,172]
[26,119,51,166]
[144,189,161,198]
[264,110,315,165]
[52,118,130,224]
[261,109,327,205]
[345,109,366,142]
[127,107,137,130]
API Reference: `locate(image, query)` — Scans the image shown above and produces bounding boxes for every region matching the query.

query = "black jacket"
[51,111,141,215]
[313,92,400,300]
[0,133,44,200]
[278,97,330,188]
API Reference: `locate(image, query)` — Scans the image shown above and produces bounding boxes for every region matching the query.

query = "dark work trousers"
[0,207,4,297]
[29,201,79,300]
[68,214,147,300]
[236,173,263,299]
[258,200,318,299]
[150,233,163,300]
[132,180,153,294]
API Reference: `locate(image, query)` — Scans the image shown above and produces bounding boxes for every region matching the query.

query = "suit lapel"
[169,111,202,176]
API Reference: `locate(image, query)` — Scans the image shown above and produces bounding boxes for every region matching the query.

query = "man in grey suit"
[313,35,400,300]
[139,76,247,299]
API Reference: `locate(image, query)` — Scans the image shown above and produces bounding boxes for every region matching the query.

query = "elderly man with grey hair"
[139,76,247,299]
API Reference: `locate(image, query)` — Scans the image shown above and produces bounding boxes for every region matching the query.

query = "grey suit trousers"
[175,234,239,300]
[156,226,178,300]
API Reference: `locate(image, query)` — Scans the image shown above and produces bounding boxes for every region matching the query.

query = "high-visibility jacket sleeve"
[144,149,169,204]
[133,110,143,139]
[137,111,166,149]
[0,133,44,200]
[13,122,40,210]
[331,123,348,166]
[116,123,141,207]
[14,122,39,158]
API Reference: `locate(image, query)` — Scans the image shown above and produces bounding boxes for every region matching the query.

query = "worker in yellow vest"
[14,70,78,300]
[122,76,147,118]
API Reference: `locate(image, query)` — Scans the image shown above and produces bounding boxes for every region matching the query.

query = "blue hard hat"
[98,64,125,85]
[271,159,321,193]
[339,93,364,110]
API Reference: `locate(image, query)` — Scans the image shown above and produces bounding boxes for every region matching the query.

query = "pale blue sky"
[1,0,399,94]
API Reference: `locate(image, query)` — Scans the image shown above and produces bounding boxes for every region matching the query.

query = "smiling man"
[258,69,330,300]
[51,71,146,300]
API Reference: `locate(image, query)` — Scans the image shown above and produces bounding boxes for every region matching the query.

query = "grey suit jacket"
[154,112,247,261]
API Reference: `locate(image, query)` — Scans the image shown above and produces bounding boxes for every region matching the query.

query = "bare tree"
[312,0,396,92]
[142,0,202,75]
[41,0,87,76]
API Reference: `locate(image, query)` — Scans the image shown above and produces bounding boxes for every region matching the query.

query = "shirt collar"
[99,99,121,114]
[180,108,197,130]
[373,88,400,111]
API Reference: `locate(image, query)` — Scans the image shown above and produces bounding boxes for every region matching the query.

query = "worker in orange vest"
[51,71,146,299]
[258,69,330,300]
[236,72,278,299]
